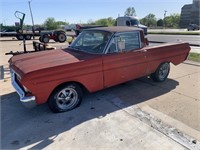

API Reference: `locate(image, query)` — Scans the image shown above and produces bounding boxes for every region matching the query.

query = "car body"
[0,29,16,37]
[9,26,190,113]
[187,24,199,31]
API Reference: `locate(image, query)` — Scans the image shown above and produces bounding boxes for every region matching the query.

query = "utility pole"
[164,10,167,29]
[28,0,35,39]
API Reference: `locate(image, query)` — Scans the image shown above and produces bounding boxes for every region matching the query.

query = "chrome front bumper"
[11,72,36,108]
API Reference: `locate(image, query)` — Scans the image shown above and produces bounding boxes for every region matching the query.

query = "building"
[180,0,200,28]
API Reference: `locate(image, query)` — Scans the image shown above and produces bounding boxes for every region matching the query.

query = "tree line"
[1,7,181,31]
[140,13,180,28]
[41,7,181,29]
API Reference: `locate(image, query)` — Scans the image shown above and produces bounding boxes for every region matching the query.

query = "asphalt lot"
[0,37,200,149]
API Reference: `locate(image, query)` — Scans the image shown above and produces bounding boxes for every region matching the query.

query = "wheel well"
[48,81,88,101]
[154,61,170,71]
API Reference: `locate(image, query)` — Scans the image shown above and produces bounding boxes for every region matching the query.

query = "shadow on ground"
[1,77,178,149]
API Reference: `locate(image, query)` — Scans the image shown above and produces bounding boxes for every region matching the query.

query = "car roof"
[85,26,142,33]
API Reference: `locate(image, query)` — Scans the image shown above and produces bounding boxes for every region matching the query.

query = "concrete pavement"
[0,76,187,150]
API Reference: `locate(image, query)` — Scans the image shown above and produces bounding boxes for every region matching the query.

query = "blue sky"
[0,0,192,25]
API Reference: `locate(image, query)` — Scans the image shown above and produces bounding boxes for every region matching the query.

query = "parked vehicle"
[9,26,190,113]
[187,24,199,31]
[0,29,17,37]
[72,17,147,36]
[64,24,76,31]
[39,30,67,43]
[116,16,147,35]
[14,11,35,40]
[12,11,53,40]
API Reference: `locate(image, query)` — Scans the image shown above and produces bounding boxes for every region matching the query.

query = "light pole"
[164,10,167,29]
[28,0,35,39]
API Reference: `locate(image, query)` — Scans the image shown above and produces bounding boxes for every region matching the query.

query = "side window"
[107,31,141,53]
[107,38,117,53]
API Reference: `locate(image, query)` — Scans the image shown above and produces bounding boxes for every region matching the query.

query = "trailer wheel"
[25,35,32,40]
[16,34,24,40]
[57,32,66,43]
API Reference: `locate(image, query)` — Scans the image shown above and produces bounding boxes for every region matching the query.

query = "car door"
[102,31,148,88]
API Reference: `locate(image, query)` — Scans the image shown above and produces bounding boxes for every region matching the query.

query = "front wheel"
[40,34,49,43]
[48,83,83,113]
[150,62,170,82]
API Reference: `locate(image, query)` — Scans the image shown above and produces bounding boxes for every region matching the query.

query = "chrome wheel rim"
[158,63,169,80]
[55,87,78,110]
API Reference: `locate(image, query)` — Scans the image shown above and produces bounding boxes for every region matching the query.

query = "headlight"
[11,69,22,81]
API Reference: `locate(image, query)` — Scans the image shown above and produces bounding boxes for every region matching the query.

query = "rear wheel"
[48,83,83,113]
[150,62,170,82]
[56,32,66,43]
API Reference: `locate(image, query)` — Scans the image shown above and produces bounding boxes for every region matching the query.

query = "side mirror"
[117,40,125,52]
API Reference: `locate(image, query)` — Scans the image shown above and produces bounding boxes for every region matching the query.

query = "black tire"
[16,34,24,40]
[48,83,83,113]
[39,36,42,42]
[25,35,32,40]
[150,62,170,82]
[42,34,49,43]
[56,32,66,43]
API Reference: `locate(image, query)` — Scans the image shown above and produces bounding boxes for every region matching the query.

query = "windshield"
[130,19,139,26]
[70,30,112,54]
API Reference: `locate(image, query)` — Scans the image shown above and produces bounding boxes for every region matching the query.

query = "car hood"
[9,48,99,76]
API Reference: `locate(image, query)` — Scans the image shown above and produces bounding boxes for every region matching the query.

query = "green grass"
[187,53,200,62]
[148,31,200,35]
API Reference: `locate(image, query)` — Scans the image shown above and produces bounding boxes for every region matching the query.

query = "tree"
[56,21,69,26]
[43,18,69,30]
[157,19,163,27]
[124,7,136,16]
[44,17,57,30]
[140,13,157,27]
[165,13,180,28]
[95,17,115,26]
